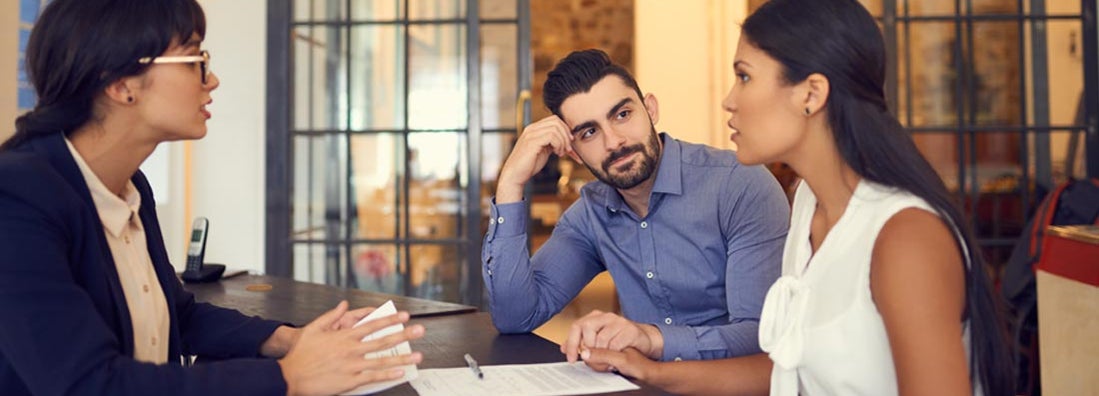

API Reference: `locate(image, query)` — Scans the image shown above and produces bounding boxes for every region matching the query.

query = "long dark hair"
[743,0,1013,394]
[3,0,206,150]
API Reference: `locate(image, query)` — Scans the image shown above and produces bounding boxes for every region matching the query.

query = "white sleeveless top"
[758,180,978,396]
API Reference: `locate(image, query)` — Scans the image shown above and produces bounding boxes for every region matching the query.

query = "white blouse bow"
[759,275,811,396]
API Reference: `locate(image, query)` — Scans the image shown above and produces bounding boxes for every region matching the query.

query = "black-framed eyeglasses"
[138,50,211,85]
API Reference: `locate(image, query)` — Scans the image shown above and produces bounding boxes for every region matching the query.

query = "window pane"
[351,244,403,294]
[407,132,467,240]
[292,134,350,241]
[294,0,347,22]
[350,133,404,240]
[349,25,406,130]
[481,24,518,130]
[292,26,349,131]
[912,132,962,188]
[409,243,463,302]
[408,24,468,130]
[897,21,957,128]
[971,21,1022,127]
[410,0,465,20]
[351,0,404,21]
[480,0,516,19]
[903,0,958,17]
[293,243,348,286]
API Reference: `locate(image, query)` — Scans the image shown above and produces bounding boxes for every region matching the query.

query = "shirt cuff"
[654,323,701,362]
[487,198,528,240]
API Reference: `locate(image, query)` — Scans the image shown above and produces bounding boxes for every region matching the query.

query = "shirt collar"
[64,138,142,238]
[598,132,683,212]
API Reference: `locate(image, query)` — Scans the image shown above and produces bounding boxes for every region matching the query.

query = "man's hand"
[561,310,664,363]
[496,115,579,203]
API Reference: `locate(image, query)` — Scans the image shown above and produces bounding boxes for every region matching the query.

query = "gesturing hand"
[331,305,377,330]
[278,301,425,396]
[561,310,664,363]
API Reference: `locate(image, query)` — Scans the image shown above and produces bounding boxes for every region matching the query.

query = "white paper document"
[340,300,419,395]
[409,361,639,396]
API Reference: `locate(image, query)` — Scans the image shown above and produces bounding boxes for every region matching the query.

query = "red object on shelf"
[1037,225,1099,287]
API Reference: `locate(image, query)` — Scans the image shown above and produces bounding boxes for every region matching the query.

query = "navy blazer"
[0,133,286,395]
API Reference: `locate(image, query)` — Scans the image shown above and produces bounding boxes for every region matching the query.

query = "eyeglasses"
[138,50,211,85]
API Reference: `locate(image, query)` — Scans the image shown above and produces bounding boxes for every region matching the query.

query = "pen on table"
[464,353,484,380]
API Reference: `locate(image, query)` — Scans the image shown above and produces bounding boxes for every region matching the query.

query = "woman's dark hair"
[743,0,1013,393]
[543,49,644,118]
[3,0,206,150]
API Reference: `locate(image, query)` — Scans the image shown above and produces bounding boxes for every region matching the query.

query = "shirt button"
[497,216,505,224]
[124,236,131,244]
[142,284,149,293]
[487,269,493,276]
[490,218,496,225]
[674,357,683,362]
[640,221,648,229]
[151,337,158,346]
[664,317,672,325]
[646,271,654,279]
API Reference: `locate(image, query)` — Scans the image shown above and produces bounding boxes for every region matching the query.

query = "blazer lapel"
[29,132,136,357]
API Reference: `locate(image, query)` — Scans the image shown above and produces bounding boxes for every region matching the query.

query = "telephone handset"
[181,217,225,283]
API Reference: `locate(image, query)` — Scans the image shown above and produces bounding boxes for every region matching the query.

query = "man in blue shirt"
[482,49,789,363]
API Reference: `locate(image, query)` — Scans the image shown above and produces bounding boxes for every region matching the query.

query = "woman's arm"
[872,208,971,395]
[583,348,772,396]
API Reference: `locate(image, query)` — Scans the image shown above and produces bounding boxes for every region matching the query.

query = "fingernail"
[411,325,424,335]
[580,349,591,360]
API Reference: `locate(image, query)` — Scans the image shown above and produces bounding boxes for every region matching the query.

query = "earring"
[127,96,134,103]
[804,107,811,116]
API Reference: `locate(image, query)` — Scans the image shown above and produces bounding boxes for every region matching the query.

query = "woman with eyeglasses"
[0,1,423,395]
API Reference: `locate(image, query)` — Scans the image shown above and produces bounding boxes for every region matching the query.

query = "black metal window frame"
[266,0,531,306]
[876,0,1098,260]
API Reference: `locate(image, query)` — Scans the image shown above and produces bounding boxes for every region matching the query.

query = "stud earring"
[127,96,134,103]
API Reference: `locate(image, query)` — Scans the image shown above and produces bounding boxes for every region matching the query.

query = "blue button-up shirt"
[482,133,789,361]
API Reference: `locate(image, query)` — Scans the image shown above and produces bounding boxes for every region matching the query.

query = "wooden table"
[183,274,476,324]
[185,275,666,395]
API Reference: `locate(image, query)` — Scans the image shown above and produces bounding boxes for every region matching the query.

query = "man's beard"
[584,127,661,190]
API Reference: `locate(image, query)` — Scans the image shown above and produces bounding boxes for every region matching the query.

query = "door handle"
[515,89,531,135]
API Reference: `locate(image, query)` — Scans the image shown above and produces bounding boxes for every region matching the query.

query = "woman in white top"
[580,0,1013,394]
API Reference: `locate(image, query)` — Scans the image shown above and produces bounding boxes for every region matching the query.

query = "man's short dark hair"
[543,49,644,118]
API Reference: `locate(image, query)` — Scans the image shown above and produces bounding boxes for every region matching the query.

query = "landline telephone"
[180,217,225,283]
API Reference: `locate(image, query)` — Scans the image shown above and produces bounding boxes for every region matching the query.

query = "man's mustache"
[602,144,645,171]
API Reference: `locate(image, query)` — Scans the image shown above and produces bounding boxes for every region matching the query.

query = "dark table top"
[185,275,666,395]
[183,274,476,324]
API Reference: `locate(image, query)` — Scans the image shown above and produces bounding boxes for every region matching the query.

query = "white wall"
[166,0,267,274]
[635,0,747,150]
[1,1,17,142]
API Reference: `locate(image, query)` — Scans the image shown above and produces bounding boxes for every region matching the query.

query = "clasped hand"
[561,310,663,363]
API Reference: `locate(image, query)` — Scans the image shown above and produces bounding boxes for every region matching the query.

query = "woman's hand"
[581,347,658,382]
[277,301,425,396]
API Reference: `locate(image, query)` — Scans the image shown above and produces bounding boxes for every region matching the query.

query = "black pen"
[464,353,484,380]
